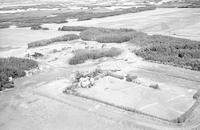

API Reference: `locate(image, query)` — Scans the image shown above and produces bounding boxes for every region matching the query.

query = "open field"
[0,1,200,129]
[75,76,196,120]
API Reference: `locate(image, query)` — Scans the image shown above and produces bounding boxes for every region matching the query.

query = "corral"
[75,76,196,121]
[65,63,199,123]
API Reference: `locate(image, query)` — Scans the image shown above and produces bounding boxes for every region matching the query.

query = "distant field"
[65,8,200,41]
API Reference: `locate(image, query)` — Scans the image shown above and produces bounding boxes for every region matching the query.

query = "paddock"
[76,76,196,120]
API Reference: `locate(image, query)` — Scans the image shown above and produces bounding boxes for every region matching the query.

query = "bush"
[28,34,80,48]
[0,57,38,91]
[69,47,122,65]
[80,28,142,43]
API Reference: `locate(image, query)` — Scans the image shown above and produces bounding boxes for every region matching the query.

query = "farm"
[0,1,200,130]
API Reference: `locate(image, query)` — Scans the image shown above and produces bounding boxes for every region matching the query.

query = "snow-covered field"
[62,8,200,41]
[0,0,200,129]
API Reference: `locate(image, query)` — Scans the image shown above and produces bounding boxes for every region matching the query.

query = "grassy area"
[0,57,38,91]
[69,47,122,65]
[28,34,79,48]
[80,28,146,43]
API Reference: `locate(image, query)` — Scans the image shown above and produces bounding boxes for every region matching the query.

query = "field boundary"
[64,80,200,126]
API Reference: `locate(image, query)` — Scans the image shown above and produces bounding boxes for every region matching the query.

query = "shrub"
[0,57,38,91]
[80,28,141,43]
[69,47,122,65]
[28,34,79,48]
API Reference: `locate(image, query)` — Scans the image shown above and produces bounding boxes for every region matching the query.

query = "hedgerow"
[28,34,79,48]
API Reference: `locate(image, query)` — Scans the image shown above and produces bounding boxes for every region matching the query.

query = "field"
[0,2,200,130]
[75,76,196,120]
